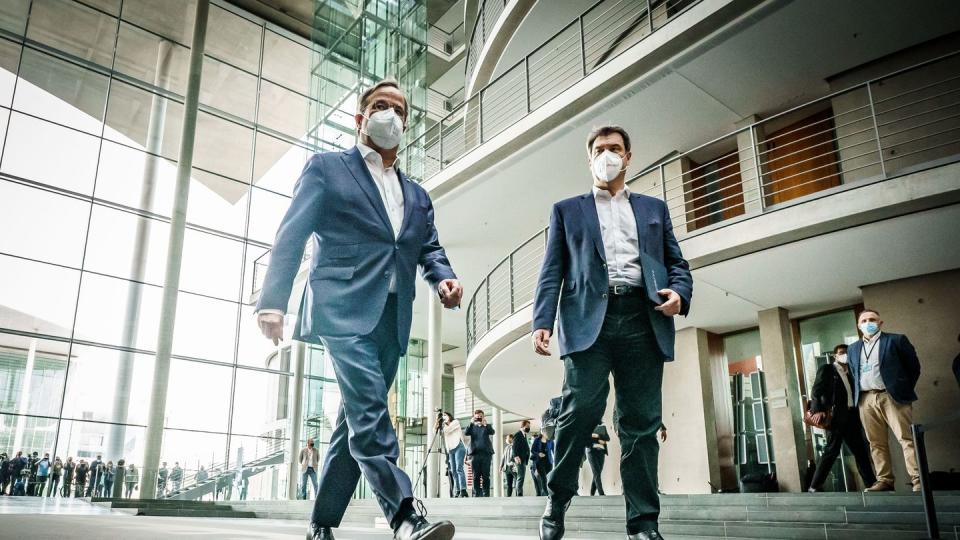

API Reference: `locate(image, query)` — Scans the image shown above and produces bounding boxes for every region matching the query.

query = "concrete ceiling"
[406,0,960,361]
[479,203,960,418]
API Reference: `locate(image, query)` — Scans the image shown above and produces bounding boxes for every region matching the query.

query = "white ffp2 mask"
[592,150,624,182]
[362,109,404,149]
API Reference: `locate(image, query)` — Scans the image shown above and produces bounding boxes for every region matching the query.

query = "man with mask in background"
[808,344,876,492]
[532,125,692,540]
[511,419,532,496]
[848,309,921,492]
[256,79,462,540]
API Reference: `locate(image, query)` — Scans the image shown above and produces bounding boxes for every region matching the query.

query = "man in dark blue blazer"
[256,80,461,540]
[532,126,692,540]
[847,308,921,492]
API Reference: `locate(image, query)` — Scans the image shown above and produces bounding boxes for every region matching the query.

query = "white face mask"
[834,353,848,364]
[592,150,625,182]
[362,109,404,149]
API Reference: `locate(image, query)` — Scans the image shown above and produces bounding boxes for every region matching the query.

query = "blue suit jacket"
[532,192,692,360]
[848,332,920,405]
[256,147,456,354]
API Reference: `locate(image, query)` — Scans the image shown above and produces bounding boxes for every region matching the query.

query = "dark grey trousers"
[547,294,664,534]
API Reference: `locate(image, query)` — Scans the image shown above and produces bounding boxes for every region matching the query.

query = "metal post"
[647,0,654,34]
[493,407,503,497]
[579,16,587,77]
[866,82,887,179]
[508,253,515,313]
[751,125,766,210]
[659,163,667,202]
[286,342,305,500]
[141,0,209,501]
[426,295,444,498]
[912,424,939,539]
[484,281,491,332]
[478,91,485,143]
[524,56,531,113]
[438,121,444,168]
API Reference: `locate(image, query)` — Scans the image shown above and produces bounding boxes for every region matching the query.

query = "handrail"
[912,409,960,539]
[401,0,700,184]
[463,50,960,353]
[429,21,465,56]
[464,0,508,88]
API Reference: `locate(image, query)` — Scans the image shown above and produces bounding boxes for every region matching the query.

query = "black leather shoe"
[539,498,571,540]
[393,514,455,540]
[306,523,335,540]
[627,530,664,540]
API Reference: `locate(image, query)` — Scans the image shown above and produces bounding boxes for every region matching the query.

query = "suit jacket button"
[602,293,608,298]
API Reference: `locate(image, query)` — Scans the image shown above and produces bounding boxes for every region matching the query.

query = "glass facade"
[0,0,428,502]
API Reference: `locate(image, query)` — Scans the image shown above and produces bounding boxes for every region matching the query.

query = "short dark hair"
[521,419,531,427]
[833,343,848,354]
[357,78,406,116]
[474,409,484,416]
[858,308,880,319]
[586,125,631,153]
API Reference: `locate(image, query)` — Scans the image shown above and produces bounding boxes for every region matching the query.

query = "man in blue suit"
[847,308,921,492]
[256,80,461,540]
[532,126,692,540]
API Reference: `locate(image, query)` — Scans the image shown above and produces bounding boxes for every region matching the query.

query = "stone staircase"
[91,497,257,519]
[220,492,960,539]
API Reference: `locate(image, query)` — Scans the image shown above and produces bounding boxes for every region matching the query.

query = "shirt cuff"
[256,309,285,316]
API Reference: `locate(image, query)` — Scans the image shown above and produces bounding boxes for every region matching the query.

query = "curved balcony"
[464,50,960,412]
[402,0,705,185]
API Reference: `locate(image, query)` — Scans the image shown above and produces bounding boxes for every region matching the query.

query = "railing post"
[579,15,587,77]
[484,281,491,333]
[524,56,531,113]
[508,253,515,313]
[438,121,444,169]
[478,90,485,143]
[751,125,766,210]
[659,163,666,202]
[646,0,654,34]
[912,424,940,539]
[866,81,887,179]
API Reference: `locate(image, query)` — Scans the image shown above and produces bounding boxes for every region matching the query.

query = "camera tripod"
[413,409,450,499]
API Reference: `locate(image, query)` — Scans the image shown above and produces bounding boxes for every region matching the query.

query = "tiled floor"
[0,496,536,540]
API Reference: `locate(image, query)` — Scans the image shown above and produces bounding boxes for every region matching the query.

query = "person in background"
[512,420,532,497]
[501,435,517,496]
[49,457,63,497]
[125,464,138,499]
[808,344,876,492]
[74,460,88,498]
[61,457,75,498]
[848,309,922,492]
[586,423,610,496]
[952,333,960,388]
[463,409,495,497]
[86,455,103,497]
[299,438,320,500]
[531,431,555,497]
[35,453,50,497]
[197,465,209,485]
[157,462,168,497]
[171,462,183,493]
[439,412,467,498]
[103,461,116,498]
[0,452,10,495]
[27,452,39,496]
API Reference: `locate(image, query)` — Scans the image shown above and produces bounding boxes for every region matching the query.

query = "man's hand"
[257,312,284,345]
[654,289,682,317]
[438,279,463,309]
[533,329,552,356]
[514,456,521,465]
[810,412,826,425]
[658,427,668,443]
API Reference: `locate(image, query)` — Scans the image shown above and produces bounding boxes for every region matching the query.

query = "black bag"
[740,472,778,493]
[541,396,562,439]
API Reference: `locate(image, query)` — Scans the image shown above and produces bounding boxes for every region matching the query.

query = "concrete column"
[286,342,305,500]
[13,338,37,452]
[108,39,174,461]
[662,157,692,236]
[493,407,503,497]
[141,0,209,500]
[758,307,807,492]
[425,295,443,497]
[735,115,763,215]
[660,328,724,494]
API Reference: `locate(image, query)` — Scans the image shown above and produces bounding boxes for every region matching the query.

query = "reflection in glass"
[0,333,68,418]
[27,0,118,69]
[206,5,262,74]
[0,180,90,268]
[194,111,253,181]
[14,47,108,134]
[200,56,258,121]
[105,79,184,161]
[0,38,21,107]
[114,22,191,95]
[262,30,311,95]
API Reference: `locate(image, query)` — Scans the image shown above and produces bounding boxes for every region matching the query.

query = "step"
[134,508,257,518]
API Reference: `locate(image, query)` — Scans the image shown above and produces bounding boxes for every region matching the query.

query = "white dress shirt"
[593,186,642,287]
[858,331,886,392]
[259,144,405,315]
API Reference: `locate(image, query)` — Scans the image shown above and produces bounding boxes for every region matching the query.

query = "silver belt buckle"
[613,285,627,295]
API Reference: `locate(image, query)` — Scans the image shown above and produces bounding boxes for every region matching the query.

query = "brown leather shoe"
[864,481,894,492]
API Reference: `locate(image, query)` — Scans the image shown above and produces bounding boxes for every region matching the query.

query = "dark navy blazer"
[532,192,692,360]
[848,332,921,405]
[256,147,456,354]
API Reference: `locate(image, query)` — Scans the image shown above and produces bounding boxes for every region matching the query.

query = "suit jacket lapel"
[578,194,605,260]
[848,340,862,380]
[879,333,891,365]
[340,147,393,234]
[629,193,648,255]
[397,168,416,238]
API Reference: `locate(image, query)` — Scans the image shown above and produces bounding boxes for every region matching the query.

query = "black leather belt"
[608,284,642,296]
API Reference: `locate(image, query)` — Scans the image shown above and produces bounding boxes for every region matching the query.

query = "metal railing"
[427,87,465,119]
[464,0,508,87]
[251,244,313,298]
[912,409,960,539]
[402,0,699,183]
[428,22,465,56]
[465,50,960,352]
